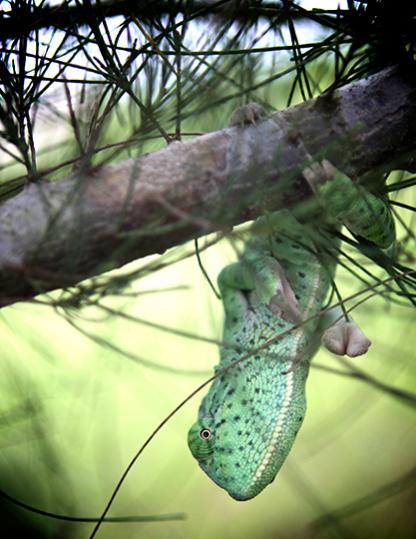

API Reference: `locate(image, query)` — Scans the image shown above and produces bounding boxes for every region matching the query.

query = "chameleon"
[187,104,395,501]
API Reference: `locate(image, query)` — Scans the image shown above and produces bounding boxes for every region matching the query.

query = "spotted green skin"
[188,163,394,500]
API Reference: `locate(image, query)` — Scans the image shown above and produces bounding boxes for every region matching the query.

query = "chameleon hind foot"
[302,158,336,190]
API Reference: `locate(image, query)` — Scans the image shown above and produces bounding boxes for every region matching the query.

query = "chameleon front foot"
[322,318,371,357]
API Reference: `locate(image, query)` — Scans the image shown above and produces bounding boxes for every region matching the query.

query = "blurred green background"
[1,229,415,539]
[0,1,415,537]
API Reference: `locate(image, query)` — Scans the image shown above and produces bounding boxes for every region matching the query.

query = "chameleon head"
[187,367,307,500]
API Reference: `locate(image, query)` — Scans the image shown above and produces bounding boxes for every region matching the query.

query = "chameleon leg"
[320,306,371,357]
[217,261,257,293]
[303,160,395,249]
[217,262,253,322]
[218,256,300,322]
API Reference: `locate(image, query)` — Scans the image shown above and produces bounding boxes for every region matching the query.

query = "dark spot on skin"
[227,388,235,396]
[298,416,303,421]
[248,440,253,446]
[278,322,284,328]
[218,447,225,453]
[291,243,300,249]
[298,271,305,278]
[233,416,241,422]
[380,205,386,214]
[232,317,238,323]
[215,422,221,428]
[359,207,365,214]
[239,446,244,451]
[295,294,300,300]
[227,403,233,409]
[241,399,248,405]
[237,430,242,435]
[249,338,255,345]
[254,388,260,394]
[228,449,233,454]
[235,462,241,468]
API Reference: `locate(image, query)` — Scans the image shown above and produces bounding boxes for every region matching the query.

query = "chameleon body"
[188,106,395,501]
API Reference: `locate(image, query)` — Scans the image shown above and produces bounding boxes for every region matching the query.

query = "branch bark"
[0,66,415,307]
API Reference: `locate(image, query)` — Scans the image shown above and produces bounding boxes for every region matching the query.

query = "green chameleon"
[187,104,395,501]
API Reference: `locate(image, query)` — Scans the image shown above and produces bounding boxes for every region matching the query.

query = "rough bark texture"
[0,66,415,306]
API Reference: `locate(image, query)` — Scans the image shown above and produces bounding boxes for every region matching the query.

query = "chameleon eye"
[199,428,212,440]
[188,421,215,461]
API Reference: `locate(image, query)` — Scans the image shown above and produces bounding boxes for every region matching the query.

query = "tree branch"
[0,66,415,307]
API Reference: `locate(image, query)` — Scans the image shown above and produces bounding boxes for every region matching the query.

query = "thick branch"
[0,66,415,306]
